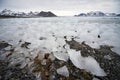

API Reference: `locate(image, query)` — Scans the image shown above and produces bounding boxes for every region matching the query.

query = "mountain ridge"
[0,9,120,18]
[75,11,120,17]
[0,9,57,18]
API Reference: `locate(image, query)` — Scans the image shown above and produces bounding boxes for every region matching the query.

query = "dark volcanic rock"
[37,11,57,17]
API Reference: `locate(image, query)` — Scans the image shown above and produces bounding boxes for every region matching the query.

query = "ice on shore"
[57,66,69,77]
[67,49,106,76]
[0,17,119,77]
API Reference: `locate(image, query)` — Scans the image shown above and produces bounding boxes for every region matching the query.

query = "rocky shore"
[0,39,120,80]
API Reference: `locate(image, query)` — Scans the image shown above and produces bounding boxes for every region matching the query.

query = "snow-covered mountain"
[76,11,118,17]
[76,13,87,16]
[0,9,57,18]
[87,11,105,16]
[0,9,29,17]
[105,13,117,17]
[0,9,16,16]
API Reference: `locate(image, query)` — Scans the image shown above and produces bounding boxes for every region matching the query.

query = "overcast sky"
[0,0,120,16]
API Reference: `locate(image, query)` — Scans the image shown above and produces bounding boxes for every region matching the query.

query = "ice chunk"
[4,46,11,50]
[84,56,106,76]
[52,44,69,61]
[53,51,69,61]
[67,49,84,69]
[67,49,106,76]
[57,66,69,77]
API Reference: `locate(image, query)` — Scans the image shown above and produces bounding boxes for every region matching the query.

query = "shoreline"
[0,39,120,80]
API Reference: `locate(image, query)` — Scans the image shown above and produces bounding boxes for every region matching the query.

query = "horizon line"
[0,9,120,16]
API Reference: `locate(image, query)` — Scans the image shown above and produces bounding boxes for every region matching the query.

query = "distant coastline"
[75,11,120,17]
[0,9,120,18]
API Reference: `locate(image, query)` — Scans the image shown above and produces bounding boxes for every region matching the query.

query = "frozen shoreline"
[0,17,120,80]
[0,17,120,55]
[0,39,120,80]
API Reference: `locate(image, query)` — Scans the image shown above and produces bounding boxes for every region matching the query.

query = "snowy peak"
[0,9,15,16]
[105,13,117,17]
[87,11,105,16]
[0,9,27,17]
[77,13,87,16]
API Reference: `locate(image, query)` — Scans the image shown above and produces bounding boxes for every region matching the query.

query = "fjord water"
[0,17,120,55]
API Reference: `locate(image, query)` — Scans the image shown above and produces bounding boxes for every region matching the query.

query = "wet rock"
[88,30,90,33]
[104,55,112,60]
[65,39,91,51]
[75,30,77,32]
[0,41,11,50]
[19,40,22,43]
[32,53,53,80]
[64,36,67,39]
[0,60,36,80]
[32,54,42,73]
[21,42,31,49]
[98,35,101,38]
[39,37,47,40]
[52,58,66,69]
[92,41,95,44]
[44,53,50,59]
[22,69,27,74]
[100,45,113,50]
[6,48,14,57]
